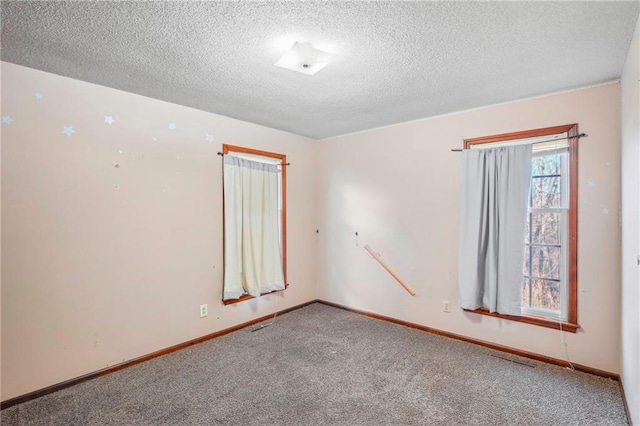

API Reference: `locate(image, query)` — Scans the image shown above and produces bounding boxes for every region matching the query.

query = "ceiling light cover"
[274,42,335,76]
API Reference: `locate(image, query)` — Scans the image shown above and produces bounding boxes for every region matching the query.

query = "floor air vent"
[490,354,536,368]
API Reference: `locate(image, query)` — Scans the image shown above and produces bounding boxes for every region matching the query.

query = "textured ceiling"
[2,1,639,140]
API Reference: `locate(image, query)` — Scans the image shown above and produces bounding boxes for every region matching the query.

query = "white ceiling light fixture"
[274,42,336,76]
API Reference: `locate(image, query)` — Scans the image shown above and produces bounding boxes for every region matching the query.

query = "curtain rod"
[217,152,291,166]
[450,133,587,152]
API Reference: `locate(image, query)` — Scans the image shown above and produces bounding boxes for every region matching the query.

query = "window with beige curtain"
[222,145,286,302]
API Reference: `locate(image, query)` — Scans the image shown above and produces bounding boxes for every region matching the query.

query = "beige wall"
[621,15,640,426]
[0,59,629,403]
[0,62,318,400]
[317,83,622,373]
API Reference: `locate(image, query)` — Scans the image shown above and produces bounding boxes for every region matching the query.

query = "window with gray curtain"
[457,126,577,327]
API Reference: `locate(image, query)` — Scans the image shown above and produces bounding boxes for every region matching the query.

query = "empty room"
[1,1,639,425]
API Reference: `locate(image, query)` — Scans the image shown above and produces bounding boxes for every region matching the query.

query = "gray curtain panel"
[458,144,532,315]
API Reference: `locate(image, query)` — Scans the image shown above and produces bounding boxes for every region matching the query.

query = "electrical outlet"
[200,304,208,318]
[443,301,451,313]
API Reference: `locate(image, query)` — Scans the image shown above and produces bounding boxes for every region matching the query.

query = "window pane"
[525,213,531,244]
[531,176,561,208]
[530,279,560,311]
[532,155,560,176]
[521,278,530,307]
[523,245,530,277]
[531,246,560,280]
[530,212,560,245]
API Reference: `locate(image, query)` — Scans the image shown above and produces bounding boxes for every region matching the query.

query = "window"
[523,149,568,321]
[464,124,579,332]
[221,144,287,305]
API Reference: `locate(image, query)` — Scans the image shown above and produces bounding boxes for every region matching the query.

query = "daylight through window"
[464,124,579,331]
[522,145,569,321]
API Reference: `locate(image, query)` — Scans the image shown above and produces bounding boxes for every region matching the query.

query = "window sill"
[464,308,580,333]
[222,284,288,306]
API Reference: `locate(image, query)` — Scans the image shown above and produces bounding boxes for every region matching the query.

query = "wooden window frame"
[462,124,579,333]
[221,144,288,306]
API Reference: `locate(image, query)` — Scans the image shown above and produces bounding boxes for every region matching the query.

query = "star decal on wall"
[587,180,595,188]
[35,92,44,100]
[62,125,75,137]
[605,161,611,167]
[168,123,176,131]
[104,116,115,125]
[205,133,215,143]
[602,208,609,215]
[2,115,13,125]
